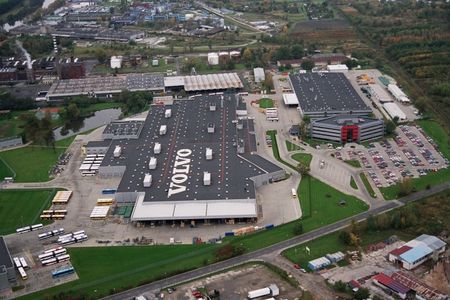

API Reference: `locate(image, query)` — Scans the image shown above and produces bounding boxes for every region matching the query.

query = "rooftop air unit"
[159,125,167,135]
[203,172,211,186]
[205,148,213,160]
[209,103,216,111]
[165,109,172,118]
[148,157,157,170]
[207,123,215,133]
[154,142,161,154]
[143,174,152,188]
[113,145,121,158]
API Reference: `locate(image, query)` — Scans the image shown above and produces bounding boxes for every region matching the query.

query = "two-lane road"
[104,181,450,300]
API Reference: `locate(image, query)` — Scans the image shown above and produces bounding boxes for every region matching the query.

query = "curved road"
[104,181,450,300]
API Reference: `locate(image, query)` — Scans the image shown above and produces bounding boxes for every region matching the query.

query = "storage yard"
[153,264,301,300]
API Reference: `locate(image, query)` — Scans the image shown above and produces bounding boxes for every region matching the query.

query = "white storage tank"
[205,148,213,160]
[159,125,167,135]
[154,142,161,154]
[143,174,152,188]
[113,145,121,158]
[148,157,157,169]
[203,172,211,186]
[165,109,172,118]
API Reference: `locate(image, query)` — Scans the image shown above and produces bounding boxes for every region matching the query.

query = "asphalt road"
[104,181,450,300]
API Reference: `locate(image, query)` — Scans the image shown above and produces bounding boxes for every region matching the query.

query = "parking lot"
[335,124,448,188]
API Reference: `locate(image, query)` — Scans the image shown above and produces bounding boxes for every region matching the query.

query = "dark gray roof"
[0,237,13,268]
[312,114,383,126]
[241,154,283,174]
[86,140,111,148]
[101,94,275,202]
[103,120,144,137]
[289,72,371,114]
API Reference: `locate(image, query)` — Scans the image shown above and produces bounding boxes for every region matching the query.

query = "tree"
[293,222,303,235]
[95,49,108,64]
[398,177,413,196]
[301,59,314,71]
[242,48,253,63]
[343,58,358,70]
[263,72,274,92]
[215,244,245,261]
[339,230,352,245]
[207,40,212,50]
[334,280,347,292]
[296,161,310,176]
[291,45,304,59]
[66,103,81,121]
[385,120,396,135]
[354,287,370,300]
[367,214,377,231]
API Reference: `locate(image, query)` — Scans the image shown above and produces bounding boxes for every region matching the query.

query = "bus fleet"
[16,223,43,234]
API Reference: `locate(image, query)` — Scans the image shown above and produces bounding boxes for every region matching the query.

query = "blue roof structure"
[400,245,432,264]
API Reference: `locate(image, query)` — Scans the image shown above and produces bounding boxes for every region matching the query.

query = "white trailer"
[154,142,161,154]
[148,157,157,170]
[113,145,122,158]
[205,148,213,160]
[19,257,29,269]
[247,287,271,299]
[13,257,21,269]
[203,172,211,186]
[159,125,167,135]
[165,109,172,118]
[143,174,152,188]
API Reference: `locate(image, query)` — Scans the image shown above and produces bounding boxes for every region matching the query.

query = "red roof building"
[389,245,412,258]
[372,273,414,299]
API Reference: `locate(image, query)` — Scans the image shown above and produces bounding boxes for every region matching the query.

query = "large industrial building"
[0,237,15,291]
[289,72,372,118]
[86,94,285,223]
[310,115,385,143]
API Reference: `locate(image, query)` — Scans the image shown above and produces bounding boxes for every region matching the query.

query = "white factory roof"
[369,84,393,103]
[254,67,265,78]
[388,84,411,103]
[131,194,257,221]
[164,73,243,91]
[383,102,407,120]
[282,93,299,105]
[326,64,348,72]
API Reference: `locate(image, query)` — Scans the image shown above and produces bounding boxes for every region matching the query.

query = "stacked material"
[52,191,73,204]
[90,206,110,220]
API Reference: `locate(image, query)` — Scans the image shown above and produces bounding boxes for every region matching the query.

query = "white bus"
[38,252,54,261]
[18,267,28,280]
[19,257,28,269]
[41,258,57,266]
[53,249,67,257]
[31,224,43,231]
[16,226,31,234]
[291,188,297,198]
[44,246,63,254]
[56,254,70,263]
[13,257,21,269]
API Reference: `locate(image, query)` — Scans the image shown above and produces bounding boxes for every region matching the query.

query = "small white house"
[110,56,123,69]
[254,67,265,83]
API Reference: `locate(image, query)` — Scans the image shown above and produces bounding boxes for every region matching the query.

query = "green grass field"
[0,158,14,180]
[350,176,358,190]
[285,140,303,152]
[297,175,368,224]
[19,244,218,300]
[0,189,56,235]
[360,173,377,198]
[0,136,75,182]
[380,120,450,200]
[0,111,30,139]
[292,153,312,167]
[344,159,361,168]
[259,98,274,109]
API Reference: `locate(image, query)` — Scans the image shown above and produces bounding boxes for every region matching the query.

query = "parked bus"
[19,257,28,269]
[52,266,75,278]
[44,246,63,254]
[31,224,43,231]
[16,226,31,234]
[54,210,68,215]
[40,214,53,220]
[56,254,70,263]
[13,257,21,269]
[18,267,28,280]
[38,252,54,261]
[97,198,114,206]
[53,249,67,257]
[41,258,57,266]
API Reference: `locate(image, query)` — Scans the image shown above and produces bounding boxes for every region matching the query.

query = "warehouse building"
[310,114,384,143]
[254,68,265,83]
[382,102,407,121]
[368,84,393,103]
[92,94,285,223]
[289,72,372,118]
[0,237,15,291]
[163,73,243,92]
[388,234,446,270]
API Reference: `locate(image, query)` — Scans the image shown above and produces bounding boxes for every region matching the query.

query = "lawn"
[0,189,56,235]
[79,102,123,116]
[360,173,377,198]
[0,136,75,182]
[0,111,30,139]
[285,140,303,152]
[259,98,274,109]
[292,153,312,167]
[19,244,218,300]
[297,175,368,224]
[350,176,358,190]
[380,120,450,200]
[266,130,296,170]
[0,158,14,180]
[344,159,361,168]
